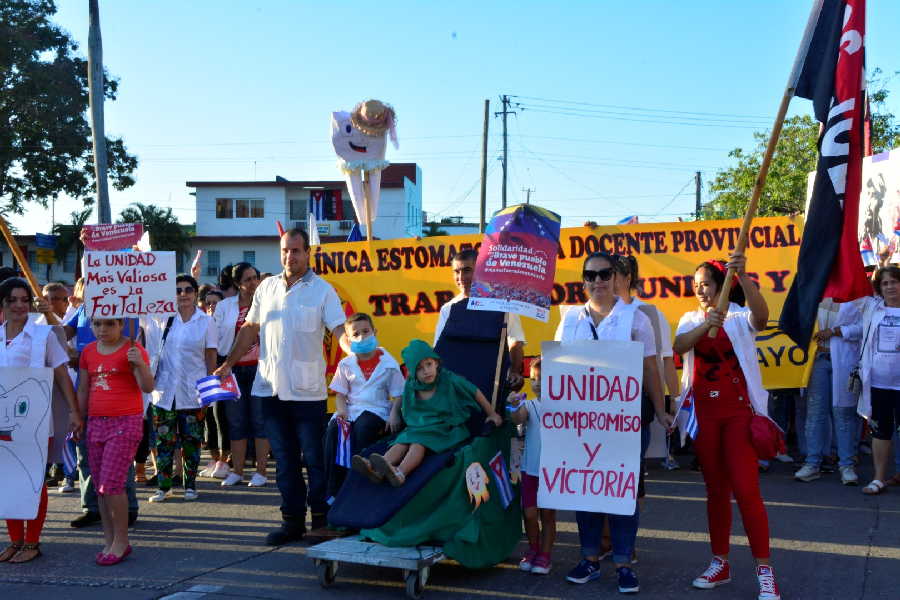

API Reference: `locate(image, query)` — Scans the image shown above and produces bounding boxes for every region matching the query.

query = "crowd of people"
[0,230,898,600]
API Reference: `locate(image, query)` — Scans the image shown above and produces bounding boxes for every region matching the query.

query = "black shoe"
[145,474,158,487]
[265,520,305,546]
[310,513,328,531]
[128,511,138,527]
[70,512,102,528]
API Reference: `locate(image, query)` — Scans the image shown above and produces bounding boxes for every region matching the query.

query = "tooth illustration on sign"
[0,376,51,495]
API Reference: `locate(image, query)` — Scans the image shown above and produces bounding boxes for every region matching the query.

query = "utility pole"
[479,99,489,233]
[522,187,534,204]
[694,171,702,220]
[88,0,111,224]
[495,95,515,209]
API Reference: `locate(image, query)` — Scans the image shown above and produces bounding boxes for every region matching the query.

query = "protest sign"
[469,204,561,322]
[0,368,52,519]
[84,251,176,318]
[83,223,144,251]
[537,340,643,515]
[308,216,809,390]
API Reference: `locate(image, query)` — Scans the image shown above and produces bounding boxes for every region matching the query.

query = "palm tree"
[118,203,190,255]
[53,206,94,275]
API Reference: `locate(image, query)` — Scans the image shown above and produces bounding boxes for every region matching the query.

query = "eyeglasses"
[582,268,615,282]
[175,287,195,295]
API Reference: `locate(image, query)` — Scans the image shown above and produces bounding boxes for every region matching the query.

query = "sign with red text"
[538,339,643,515]
[82,223,144,251]
[84,251,176,318]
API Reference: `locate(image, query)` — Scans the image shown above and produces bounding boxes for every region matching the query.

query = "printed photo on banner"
[468,204,562,322]
[82,223,145,251]
[83,251,176,318]
[538,340,643,515]
[0,368,53,520]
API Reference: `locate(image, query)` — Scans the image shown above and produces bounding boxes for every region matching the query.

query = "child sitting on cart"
[352,339,502,487]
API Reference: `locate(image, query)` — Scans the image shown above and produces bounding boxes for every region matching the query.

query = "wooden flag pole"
[0,215,59,325]
[489,313,509,410]
[708,0,823,337]
[362,172,374,243]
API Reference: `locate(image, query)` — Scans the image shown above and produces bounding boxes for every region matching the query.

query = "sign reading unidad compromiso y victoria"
[84,251,176,318]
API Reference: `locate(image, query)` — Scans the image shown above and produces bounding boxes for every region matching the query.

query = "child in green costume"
[352,339,502,487]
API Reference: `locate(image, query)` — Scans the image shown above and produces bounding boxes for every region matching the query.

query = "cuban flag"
[346,223,363,242]
[617,215,639,225]
[860,237,876,266]
[335,417,352,468]
[894,215,900,237]
[62,433,77,478]
[196,374,240,407]
[309,191,325,220]
[780,0,872,346]
[675,389,699,445]
[487,451,514,509]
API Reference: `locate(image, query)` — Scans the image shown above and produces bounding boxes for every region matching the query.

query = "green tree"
[118,203,190,254]
[0,0,137,215]
[703,74,900,219]
[52,205,93,267]
[422,222,449,237]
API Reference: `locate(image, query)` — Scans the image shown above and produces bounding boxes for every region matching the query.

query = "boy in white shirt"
[324,313,405,503]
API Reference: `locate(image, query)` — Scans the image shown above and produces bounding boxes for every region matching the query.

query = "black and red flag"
[779,0,872,346]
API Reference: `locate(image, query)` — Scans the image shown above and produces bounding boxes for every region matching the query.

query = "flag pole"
[0,215,59,325]
[708,0,823,337]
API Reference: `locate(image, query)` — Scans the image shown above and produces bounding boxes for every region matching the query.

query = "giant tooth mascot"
[331,100,398,240]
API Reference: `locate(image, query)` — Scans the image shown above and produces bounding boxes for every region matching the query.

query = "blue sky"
[14,0,900,233]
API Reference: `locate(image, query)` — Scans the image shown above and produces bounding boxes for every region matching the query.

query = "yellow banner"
[314,215,808,391]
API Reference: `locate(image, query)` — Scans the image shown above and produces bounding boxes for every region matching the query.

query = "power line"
[510,95,773,120]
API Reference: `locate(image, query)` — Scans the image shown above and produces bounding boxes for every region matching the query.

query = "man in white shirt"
[433,249,525,390]
[215,229,347,545]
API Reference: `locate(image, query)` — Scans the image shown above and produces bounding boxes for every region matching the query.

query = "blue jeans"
[76,423,138,514]
[576,426,649,564]
[260,397,327,521]
[804,354,860,468]
[225,364,265,440]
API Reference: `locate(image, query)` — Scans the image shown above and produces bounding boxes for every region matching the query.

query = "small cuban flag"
[675,389,699,445]
[335,417,352,468]
[487,451,514,509]
[617,215,639,225]
[894,215,900,237]
[196,374,240,407]
[62,433,77,478]
[860,237,876,267]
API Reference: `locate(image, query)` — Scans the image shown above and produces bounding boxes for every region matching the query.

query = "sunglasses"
[583,268,615,282]
[175,286,195,295]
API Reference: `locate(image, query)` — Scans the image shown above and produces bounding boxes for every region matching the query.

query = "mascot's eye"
[345,124,352,134]
[16,401,27,416]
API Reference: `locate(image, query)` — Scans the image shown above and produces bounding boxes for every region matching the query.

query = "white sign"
[0,368,52,519]
[538,340,643,515]
[84,251,177,318]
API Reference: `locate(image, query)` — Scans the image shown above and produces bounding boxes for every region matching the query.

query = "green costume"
[393,339,481,453]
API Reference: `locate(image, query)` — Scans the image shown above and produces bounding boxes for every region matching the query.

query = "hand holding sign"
[126,337,144,367]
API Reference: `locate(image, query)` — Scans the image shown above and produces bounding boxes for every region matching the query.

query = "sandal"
[351,455,383,484]
[862,479,887,495]
[369,454,406,487]
[0,542,23,562]
[9,543,41,563]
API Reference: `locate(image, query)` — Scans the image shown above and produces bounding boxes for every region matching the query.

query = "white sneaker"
[183,488,199,501]
[210,461,231,479]
[794,464,821,482]
[58,479,75,493]
[774,452,793,463]
[840,465,859,485]
[221,472,244,486]
[756,565,781,600]
[198,460,217,477]
[148,489,174,503]
[247,472,267,487]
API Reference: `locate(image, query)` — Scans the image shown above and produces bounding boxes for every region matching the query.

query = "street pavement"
[2,455,898,600]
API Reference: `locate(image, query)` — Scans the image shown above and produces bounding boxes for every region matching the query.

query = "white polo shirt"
[247,269,345,401]
[151,308,218,411]
[328,348,405,421]
[433,294,526,348]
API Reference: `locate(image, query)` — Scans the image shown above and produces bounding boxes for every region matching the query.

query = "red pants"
[694,397,770,559]
[6,485,48,545]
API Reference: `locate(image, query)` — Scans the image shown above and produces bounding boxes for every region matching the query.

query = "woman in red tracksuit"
[673,252,780,600]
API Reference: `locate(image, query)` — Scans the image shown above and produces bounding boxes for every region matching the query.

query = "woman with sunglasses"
[672,253,780,600]
[148,275,218,503]
[555,251,671,594]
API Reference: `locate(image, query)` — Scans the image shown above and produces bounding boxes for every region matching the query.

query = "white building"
[187,163,422,282]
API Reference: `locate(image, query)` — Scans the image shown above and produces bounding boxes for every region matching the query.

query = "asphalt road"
[2,456,897,600]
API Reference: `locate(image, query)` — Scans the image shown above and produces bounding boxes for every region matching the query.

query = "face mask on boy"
[350,334,378,355]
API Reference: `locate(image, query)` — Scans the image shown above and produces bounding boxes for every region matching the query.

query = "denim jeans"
[260,396,327,522]
[804,354,860,468]
[324,410,387,502]
[76,423,138,514]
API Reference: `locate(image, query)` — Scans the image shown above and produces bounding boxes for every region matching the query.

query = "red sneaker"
[756,565,781,600]
[530,552,551,575]
[518,547,538,572]
[692,556,731,589]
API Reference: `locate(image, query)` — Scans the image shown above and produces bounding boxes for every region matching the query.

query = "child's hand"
[334,407,349,421]
[505,392,525,410]
[126,339,144,366]
[387,413,403,434]
[68,412,84,440]
[485,412,503,427]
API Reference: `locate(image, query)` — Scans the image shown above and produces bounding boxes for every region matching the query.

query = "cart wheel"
[405,567,428,599]
[316,559,338,588]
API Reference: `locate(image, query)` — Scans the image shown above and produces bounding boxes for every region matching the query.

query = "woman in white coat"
[852,266,900,495]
